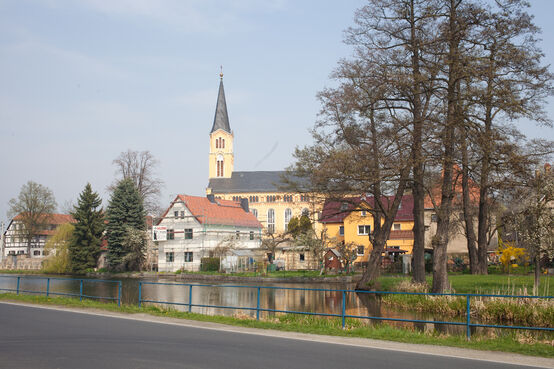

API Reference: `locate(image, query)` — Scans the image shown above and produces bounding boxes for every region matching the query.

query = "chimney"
[207,194,216,203]
[240,198,249,213]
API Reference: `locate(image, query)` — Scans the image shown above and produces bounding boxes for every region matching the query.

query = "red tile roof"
[13,213,75,236]
[320,195,414,223]
[424,166,480,209]
[14,213,75,224]
[388,230,414,240]
[159,195,262,229]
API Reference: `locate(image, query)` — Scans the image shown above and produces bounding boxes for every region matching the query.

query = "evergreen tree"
[69,183,105,274]
[106,178,145,271]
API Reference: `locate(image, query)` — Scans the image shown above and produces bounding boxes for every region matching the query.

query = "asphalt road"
[0,303,549,369]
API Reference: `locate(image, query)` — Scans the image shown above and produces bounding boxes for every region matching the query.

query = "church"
[205,75,317,235]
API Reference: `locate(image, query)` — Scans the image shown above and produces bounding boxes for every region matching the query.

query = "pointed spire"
[211,73,231,134]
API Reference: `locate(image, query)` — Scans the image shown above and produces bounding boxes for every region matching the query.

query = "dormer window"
[340,203,348,211]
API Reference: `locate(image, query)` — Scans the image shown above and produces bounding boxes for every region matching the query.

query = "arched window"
[222,138,225,148]
[284,208,292,231]
[252,208,258,219]
[216,155,224,177]
[215,139,219,149]
[267,209,275,234]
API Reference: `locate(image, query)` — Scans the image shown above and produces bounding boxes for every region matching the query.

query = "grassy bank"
[377,274,554,295]
[0,293,552,358]
[374,276,554,328]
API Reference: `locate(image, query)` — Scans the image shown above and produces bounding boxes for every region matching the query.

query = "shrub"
[201,257,220,272]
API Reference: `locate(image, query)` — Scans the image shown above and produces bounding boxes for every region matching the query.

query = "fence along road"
[0,303,550,369]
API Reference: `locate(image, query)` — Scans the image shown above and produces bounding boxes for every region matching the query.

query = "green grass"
[0,293,552,358]
[377,274,554,295]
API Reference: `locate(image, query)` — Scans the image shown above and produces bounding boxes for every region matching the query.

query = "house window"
[185,229,193,239]
[393,223,401,231]
[17,250,24,255]
[299,253,305,262]
[174,211,179,218]
[339,226,344,236]
[302,208,309,217]
[236,230,240,239]
[33,250,41,256]
[357,246,365,255]
[250,231,254,240]
[283,195,293,202]
[180,211,185,219]
[267,195,276,202]
[358,225,371,235]
[267,209,275,234]
[167,229,175,240]
[431,214,438,222]
[166,252,174,262]
[361,210,367,217]
[252,209,258,219]
[284,208,292,231]
[185,252,193,262]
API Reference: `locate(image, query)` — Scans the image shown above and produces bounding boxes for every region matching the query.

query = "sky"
[1,0,553,227]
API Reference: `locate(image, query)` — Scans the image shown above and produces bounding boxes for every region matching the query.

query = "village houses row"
[1,76,496,271]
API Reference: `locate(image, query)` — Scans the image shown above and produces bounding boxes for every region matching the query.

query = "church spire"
[210,72,231,134]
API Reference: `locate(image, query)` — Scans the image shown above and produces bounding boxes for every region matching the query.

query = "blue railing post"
[118,281,122,307]
[46,278,50,297]
[16,276,20,295]
[188,285,193,313]
[256,287,261,320]
[138,282,142,308]
[466,295,471,340]
[341,291,346,329]
[79,279,83,302]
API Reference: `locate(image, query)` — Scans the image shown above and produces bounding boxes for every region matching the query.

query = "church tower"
[209,73,234,179]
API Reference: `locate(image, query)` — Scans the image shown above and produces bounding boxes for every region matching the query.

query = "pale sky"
[1,0,553,226]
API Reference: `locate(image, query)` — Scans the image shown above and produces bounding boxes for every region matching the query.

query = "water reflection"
[0,274,548,339]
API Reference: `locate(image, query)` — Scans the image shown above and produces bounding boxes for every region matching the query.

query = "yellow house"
[205,75,321,235]
[320,195,415,264]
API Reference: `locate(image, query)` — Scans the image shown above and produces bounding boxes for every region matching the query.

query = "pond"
[0,274,547,338]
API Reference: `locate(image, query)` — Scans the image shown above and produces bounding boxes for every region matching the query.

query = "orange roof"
[159,195,262,229]
[388,230,414,240]
[14,213,75,224]
[13,213,75,236]
[424,166,480,209]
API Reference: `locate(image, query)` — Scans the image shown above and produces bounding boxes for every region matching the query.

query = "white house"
[155,194,262,272]
[2,213,75,258]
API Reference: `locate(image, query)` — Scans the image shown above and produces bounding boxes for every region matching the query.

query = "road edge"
[1,301,552,368]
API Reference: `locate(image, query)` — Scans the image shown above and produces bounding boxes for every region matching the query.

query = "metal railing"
[0,275,122,306]
[138,281,553,340]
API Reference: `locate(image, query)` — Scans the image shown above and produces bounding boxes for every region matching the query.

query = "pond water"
[0,274,548,338]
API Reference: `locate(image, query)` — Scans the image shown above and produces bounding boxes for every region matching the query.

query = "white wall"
[156,201,262,272]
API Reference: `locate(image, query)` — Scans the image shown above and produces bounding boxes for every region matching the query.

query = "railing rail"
[137,281,554,340]
[0,275,121,306]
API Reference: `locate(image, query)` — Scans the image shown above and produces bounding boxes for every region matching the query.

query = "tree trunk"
[356,234,386,290]
[461,133,478,273]
[534,253,540,295]
[409,0,426,284]
[432,0,458,293]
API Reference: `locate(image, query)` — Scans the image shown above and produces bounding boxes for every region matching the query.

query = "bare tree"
[503,164,554,294]
[111,150,164,215]
[8,181,57,257]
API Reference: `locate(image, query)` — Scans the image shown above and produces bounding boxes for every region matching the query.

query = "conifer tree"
[106,178,145,271]
[69,183,104,274]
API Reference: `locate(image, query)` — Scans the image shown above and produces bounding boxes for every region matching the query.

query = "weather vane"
[220,65,224,79]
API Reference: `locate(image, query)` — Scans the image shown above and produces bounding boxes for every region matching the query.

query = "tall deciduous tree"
[8,181,57,257]
[106,178,146,271]
[69,183,105,274]
[111,149,164,215]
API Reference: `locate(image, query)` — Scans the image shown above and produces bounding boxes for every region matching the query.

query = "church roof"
[210,79,231,134]
[208,171,295,193]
